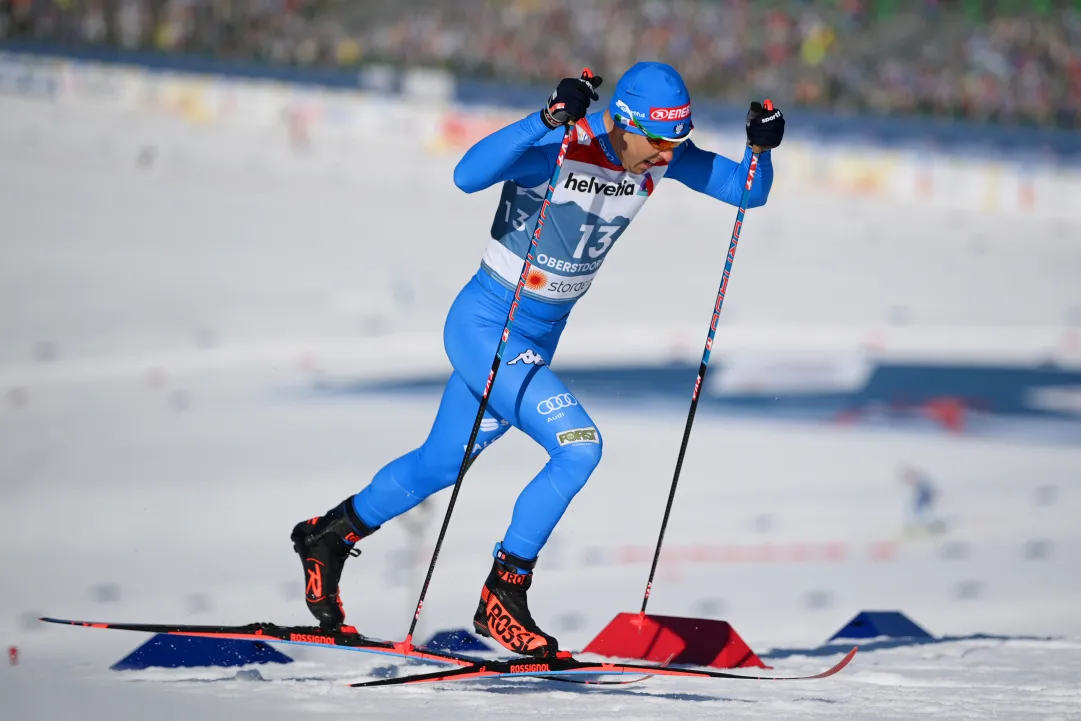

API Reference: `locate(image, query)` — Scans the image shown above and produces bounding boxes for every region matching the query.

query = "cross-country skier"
[292,62,784,658]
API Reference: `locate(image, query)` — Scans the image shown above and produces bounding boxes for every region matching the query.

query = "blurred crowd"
[2,0,1080,128]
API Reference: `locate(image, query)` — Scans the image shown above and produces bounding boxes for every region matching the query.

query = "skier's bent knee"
[548,433,603,496]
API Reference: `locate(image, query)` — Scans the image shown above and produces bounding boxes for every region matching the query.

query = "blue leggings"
[352,271,602,560]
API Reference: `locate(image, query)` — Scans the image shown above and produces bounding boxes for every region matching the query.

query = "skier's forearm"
[668,143,773,208]
[747,148,774,207]
[453,112,553,193]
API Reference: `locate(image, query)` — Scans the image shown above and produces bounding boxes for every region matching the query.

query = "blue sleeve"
[665,142,774,208]
[453,112,564,193]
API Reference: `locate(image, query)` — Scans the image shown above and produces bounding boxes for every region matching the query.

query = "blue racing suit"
[352,110,773,560]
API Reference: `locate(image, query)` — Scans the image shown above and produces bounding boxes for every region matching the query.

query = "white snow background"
[2,96,1080,720]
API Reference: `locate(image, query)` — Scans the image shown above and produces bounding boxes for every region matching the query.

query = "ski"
[348,646,859,687]
[42,616,857,687]
[40,616,657,685]
[537,671,656,686]
[39,617,484,667]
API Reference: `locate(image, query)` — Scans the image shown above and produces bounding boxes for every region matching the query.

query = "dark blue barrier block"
[111,633,293,670]
[421,628,492,653]
[829,611,932,641]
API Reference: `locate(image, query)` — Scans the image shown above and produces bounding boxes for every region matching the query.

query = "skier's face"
[605,109,687,175]
[621,132,675,174]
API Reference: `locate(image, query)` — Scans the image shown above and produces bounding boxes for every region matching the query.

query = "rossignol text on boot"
[473,546,559,658]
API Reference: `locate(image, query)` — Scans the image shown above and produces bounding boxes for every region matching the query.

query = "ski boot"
[473,545,559,658]
[291,499,377,630]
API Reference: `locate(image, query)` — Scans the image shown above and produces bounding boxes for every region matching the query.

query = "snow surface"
[2,95,1080,719]
[5,635,1081,720]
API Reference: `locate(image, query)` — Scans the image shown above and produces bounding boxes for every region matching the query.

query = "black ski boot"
[291,499,377,631]
[473,545,559,658]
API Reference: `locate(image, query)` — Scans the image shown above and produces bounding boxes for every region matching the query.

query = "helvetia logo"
[563,172,636,197]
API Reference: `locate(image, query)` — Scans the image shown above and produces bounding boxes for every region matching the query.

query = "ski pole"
[396,70,599,653]
[639,105,771,616]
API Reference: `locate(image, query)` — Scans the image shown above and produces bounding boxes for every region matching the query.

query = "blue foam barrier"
[421,628,493,653]
[829,611,933,641]
[111,633,293,670]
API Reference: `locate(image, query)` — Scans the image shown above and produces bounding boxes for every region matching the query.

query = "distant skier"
[900,464,946,536]
[292,62,784,658]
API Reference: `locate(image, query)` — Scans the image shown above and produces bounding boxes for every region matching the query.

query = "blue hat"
[609,62,692,139]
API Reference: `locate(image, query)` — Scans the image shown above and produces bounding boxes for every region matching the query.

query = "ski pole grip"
[580,68,602,93]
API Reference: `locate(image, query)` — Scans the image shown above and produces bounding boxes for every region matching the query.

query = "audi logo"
[536,393,578,414]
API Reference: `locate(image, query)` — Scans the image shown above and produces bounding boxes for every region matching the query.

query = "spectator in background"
[1,0,1079,129]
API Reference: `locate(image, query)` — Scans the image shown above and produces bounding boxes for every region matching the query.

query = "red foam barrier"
[582,613,768,669]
